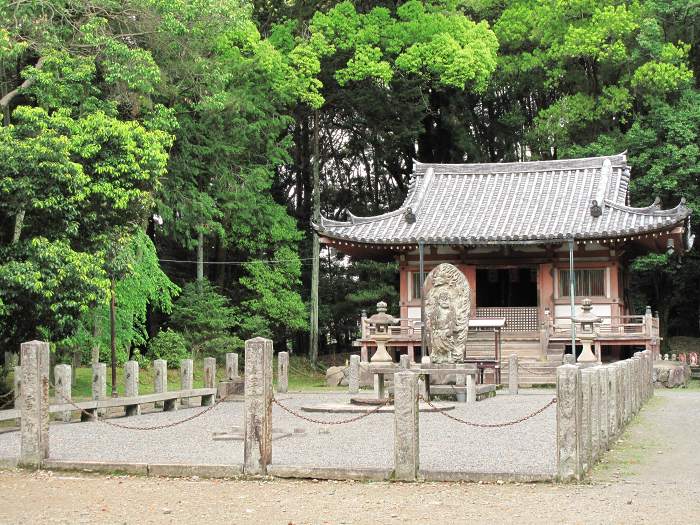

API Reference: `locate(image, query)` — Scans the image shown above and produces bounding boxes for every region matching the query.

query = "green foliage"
[0,238,108,348]
[65,230,180,361]
[169,280,240,357]
[289,0,499,98]
[147,328,189,367]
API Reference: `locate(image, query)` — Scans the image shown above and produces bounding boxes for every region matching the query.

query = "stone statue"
[690,352,698,366]
[423,263,471,363]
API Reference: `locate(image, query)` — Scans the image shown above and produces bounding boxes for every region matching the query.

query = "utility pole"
[309,110,320,364]
[110,278,117,397]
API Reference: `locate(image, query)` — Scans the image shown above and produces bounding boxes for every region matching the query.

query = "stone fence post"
[226,352,239,380]
[394,371,419,481]
[597,366,609,452]
[125,360,140,416]
[20,341,50,468]
[606,365,617,440]
[181,359,193,408]
[455,363,467,403]
[623,361,632,424]
[509,354,518,395]
[277,352,289,394]
[615,363,624,432]
[153,359,167,409]
[92,363,106,416]
[556,364,582,481]
[589,367,601,462]
[580,368,593,473]
[203,357,216,406]
[466,371,476,404]
[54,364,72,423]
[348,355,360,394]
[244,337,273,475]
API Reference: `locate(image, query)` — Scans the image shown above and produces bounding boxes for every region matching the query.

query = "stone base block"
[653,362,691,388]
[217,379,244,399]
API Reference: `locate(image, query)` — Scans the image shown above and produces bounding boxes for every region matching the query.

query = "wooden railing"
[359,317,506,340]
[550,314,660,339]
[475,307,539,331]
[360,318,422,340]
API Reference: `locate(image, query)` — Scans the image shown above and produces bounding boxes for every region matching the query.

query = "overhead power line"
[158,257,316,265]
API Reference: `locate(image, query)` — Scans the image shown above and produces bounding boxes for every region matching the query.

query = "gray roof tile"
[316,154,690,245]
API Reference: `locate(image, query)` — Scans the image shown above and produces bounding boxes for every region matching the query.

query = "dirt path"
[1,390,698,524]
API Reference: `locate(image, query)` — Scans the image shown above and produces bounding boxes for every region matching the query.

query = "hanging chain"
[50,381,233,431]
[421,395,557,428]
[272,396,390,425]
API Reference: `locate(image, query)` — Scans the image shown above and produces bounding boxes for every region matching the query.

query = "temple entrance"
[475,267,539,331]
[476,267,538,307]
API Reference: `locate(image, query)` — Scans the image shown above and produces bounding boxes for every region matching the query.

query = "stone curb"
[419,470,554,483]
[268,465,392,481]
[43,460,149,475]
[40,460,245,478]
[17,459,556,484]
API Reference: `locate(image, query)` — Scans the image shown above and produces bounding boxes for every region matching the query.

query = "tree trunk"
[91,308,101,364]
[12,207,24,244]
[309,110,321,364]
[197,229,204,282]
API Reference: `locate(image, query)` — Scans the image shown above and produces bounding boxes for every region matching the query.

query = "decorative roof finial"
[404,207,416,224]
[590,200,602,217]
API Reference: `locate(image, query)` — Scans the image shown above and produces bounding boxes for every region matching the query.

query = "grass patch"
[592,395,665,479]
[686,378,700,390]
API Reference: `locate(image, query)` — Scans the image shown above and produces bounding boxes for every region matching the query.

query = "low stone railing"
[556,350,654,481]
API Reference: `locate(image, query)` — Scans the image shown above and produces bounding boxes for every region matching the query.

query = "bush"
[147,329,190,368]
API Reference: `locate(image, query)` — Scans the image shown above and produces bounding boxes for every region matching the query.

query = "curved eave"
[315,217,690,249]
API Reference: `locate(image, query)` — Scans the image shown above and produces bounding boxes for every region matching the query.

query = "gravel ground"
[0,391,556,475]
[0,390,698,524]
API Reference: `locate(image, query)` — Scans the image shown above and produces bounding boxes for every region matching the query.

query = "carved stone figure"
[423,263,471,363]
[690,352,698,366]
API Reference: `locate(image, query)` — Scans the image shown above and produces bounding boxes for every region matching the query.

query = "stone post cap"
[21,340,49,348]
[245,336,273,345]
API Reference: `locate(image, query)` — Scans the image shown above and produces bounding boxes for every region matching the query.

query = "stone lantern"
[367,301,398,363]
[574,298,600,363]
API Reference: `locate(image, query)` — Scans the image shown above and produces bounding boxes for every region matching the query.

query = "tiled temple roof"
[315,153,690,245]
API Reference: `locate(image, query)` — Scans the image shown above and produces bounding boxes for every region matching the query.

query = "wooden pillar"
[458,264,477,314]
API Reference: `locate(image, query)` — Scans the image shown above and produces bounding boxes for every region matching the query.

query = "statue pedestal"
[370,335,393,364]
[577,333,598,363]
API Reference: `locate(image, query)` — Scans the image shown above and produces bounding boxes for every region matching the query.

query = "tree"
[0,1,173,351]
[169,280,239,358]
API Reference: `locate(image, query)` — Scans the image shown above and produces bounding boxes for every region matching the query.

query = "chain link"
[272,396,391,425]
[421,396,557,428]
[50,381,233,431]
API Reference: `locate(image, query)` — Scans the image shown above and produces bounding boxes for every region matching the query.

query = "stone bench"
[372,366,478,402]
[428,384,496,401]
[0,388,217,422]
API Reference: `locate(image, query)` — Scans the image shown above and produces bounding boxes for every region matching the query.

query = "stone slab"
[268,465,392,481]
[43,459,149,476]
[420,470,554,483]
[147,463,243,478]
